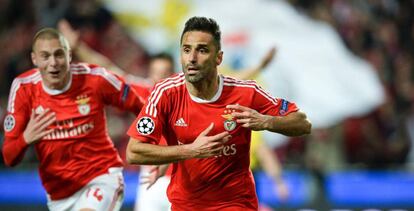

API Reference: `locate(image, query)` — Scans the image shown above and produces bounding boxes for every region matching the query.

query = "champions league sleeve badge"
[136,117,155,135]
[279,99,289,115]
[4,114,16,132]
[221,109,237,131]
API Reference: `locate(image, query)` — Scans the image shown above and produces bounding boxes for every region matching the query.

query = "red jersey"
[127,74,298,210]
[2,63,143,200]
[129,81,151,101]
[129,75,178,177]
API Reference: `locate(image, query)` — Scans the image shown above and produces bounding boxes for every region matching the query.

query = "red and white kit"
[3,63,143,201]
[128,73,298,210]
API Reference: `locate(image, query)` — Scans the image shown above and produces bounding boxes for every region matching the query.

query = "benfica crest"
[76,95,91,115]
[224,120,236,131]
[221,109,237,131]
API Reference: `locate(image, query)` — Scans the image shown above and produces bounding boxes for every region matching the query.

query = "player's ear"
[68,49,72,63]
[31,52,37,66]
[216,50,223,66]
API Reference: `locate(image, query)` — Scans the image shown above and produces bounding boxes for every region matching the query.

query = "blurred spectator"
[289,0,413,170]
[63,0,149,76]
[251,132,290,210]
[34,0,70,27]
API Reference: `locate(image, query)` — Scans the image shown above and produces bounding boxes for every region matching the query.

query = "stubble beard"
[183,63,205,83]
[185,72,204,83]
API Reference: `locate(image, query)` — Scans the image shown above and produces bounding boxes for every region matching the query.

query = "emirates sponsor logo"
[43,120,94,140]
[215,144,237,158]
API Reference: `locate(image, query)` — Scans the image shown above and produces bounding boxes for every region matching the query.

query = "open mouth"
[49,70,60,77]
[187,67,199,74]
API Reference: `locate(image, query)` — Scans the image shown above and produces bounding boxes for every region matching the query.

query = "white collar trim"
[189,75,223,103]
[42,72,72,95]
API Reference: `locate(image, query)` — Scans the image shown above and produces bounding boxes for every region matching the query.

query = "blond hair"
[32,28,70,51]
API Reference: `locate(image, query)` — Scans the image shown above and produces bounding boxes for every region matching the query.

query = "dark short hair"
[180,16,221,51]
[32,28,70,51]
[151,52,174,65]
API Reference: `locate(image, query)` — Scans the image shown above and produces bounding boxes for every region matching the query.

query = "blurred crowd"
[285,0,413,172]
[0,0,413,175]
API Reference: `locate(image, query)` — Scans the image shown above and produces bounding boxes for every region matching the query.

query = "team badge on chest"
[221,109,237,131]
[76,95,91,115]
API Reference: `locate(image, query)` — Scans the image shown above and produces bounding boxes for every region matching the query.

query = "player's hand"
[258,47,277,70]
[140,165,164,190]
[226,104,271,131]
[23,108,56,144]
[58,19,80,49]
[275,180,290,202]
[190,123,231,158]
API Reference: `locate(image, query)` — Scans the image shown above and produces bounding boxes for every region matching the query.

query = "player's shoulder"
[8,69,40,108]
[15,68,40,79]
[71,62,123,86]
[71,62,116,75]
[143,73,185,117]
[223,75,278,104]
[151,73,186,96]
[12,68,42,87]
[222,75,260,90]
[70,63,95,75]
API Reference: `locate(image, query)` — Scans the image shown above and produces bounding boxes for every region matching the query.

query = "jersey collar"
[41,71,72,95]
[189,74,224,103]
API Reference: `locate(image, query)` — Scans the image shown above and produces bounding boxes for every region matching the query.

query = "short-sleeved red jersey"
[127,74,298,210]
[2,63,143,200]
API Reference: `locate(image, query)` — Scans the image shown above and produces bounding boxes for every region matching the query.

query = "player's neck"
[42,71,72,94]
[186,73,220,100]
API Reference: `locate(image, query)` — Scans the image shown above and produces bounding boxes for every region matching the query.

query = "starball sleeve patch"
[4,114,16,132]
[136,117,155,135]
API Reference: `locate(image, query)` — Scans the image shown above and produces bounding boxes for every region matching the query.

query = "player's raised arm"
[226,47,276,80]
[58,20,127,77]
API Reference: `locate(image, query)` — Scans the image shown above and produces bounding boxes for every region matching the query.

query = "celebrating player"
[2,28,144,211]
[126,16,312,210]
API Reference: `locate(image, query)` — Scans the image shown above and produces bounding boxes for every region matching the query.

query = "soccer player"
[58,19,175,211]
[2,28,144,211]
[126,16,312,210]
